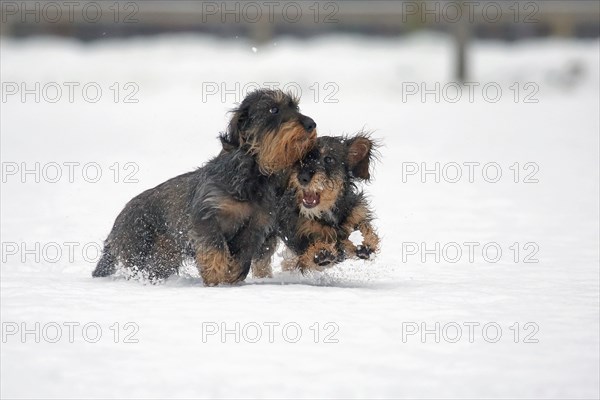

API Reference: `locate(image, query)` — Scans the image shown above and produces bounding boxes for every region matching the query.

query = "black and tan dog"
[92,89,317,285]
[252,133,380,277]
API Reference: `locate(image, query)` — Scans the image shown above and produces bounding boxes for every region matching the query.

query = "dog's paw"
[356,245,374,260]
[313,248,337,267]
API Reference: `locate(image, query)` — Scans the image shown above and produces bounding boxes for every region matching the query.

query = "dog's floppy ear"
[346,134,375,180]
[220,106,249,150]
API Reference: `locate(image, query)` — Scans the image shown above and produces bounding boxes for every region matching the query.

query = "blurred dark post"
[251,16,273,43]
[454,3,470,83]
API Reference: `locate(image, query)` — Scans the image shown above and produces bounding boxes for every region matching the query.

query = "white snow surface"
[1,34,599,399]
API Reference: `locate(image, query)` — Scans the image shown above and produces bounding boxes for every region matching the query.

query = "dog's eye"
[324,156,335,165]
[269,107,279,114]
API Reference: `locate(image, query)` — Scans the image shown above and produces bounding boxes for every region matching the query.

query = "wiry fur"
[274,133,380,273]
[93,89,317,285]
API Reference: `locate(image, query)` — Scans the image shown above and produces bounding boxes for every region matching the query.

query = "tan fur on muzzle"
[256,121,317,175]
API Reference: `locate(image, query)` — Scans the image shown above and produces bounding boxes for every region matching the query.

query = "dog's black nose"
[298,170,312,185]
[301,116,316,132]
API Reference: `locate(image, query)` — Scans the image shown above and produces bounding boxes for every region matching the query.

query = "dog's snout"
[300,116,316,133]
[298,169,313,186]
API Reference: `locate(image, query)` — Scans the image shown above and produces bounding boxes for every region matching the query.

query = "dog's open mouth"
[302,191,320,208]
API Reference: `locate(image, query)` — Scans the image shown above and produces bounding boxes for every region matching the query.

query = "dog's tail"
[92,245,117,277]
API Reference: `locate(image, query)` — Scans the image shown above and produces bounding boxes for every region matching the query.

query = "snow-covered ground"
[1,34,598,399]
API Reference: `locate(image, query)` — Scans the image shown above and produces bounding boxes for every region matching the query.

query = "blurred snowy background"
[1,1,599,399]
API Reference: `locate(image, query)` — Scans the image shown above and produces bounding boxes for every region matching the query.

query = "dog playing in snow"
[252,133,380,277]
[92,89,317,285]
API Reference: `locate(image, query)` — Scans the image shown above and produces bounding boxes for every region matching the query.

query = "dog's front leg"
[190,217,245,285]
[354,221,380,260]
[194,238,243,286]
[227,210,275,281]
[340,202,380,260]
[296,240,339,273]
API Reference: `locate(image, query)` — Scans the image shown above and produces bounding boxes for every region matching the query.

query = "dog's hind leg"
[147,235,183,280]
[251,233,277,278]
[94,201,159,278]
[92,245,117,277]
